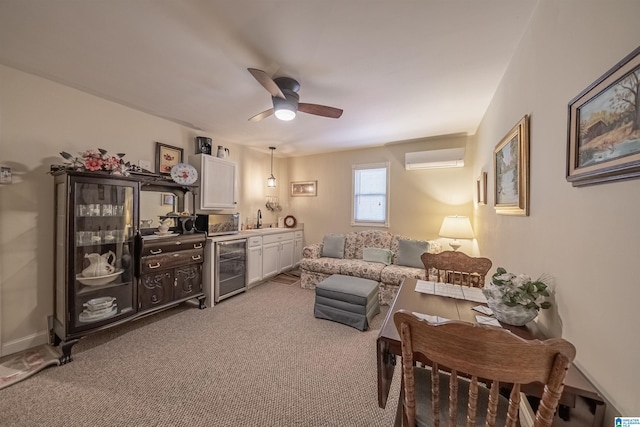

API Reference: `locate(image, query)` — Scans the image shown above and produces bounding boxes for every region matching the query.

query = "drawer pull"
[193,243,203,249]
[150,249,162,255]
[191,255,202,261]
[148,262,161,269]
[174,241,182,245]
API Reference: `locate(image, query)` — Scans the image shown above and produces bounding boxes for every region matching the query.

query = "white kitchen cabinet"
[261,231,295,278]
[279,239,294,271]
[262,241,280,278]
[247,236,263,287]
[293,230,304,266]
[188,154,238,211]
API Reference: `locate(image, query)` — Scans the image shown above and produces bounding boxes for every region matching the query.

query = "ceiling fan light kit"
[248,68,343,122]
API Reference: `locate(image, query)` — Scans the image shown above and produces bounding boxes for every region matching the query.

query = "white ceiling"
[0,0,537,157]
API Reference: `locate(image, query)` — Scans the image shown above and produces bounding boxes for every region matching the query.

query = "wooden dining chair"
[421,251,492,288]
[393,310,576,427]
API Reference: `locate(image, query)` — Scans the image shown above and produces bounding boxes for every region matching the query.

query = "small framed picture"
[195,136,212,155]
[0,166,11,184]
[494,115,529,216]
[476,171,487,206]
[155,142,183,175]
[161,193,175,206]
[291,180,317,197]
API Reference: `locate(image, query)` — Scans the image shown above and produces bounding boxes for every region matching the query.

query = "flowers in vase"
[489,267,552,311]
[58,148,130,176]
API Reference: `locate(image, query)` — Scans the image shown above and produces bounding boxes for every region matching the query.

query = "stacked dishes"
[79,296,117,322]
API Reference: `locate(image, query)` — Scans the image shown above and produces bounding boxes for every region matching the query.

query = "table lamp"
[439,215,474,251]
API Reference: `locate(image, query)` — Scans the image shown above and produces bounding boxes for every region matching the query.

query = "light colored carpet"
[0,281,400,427]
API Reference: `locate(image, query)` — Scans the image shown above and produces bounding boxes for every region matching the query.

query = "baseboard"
[1,330,49,357]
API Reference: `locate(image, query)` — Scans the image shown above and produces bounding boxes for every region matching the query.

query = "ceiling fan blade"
[298,103,343,119]
[248,108,274,122]
[248,68,285,99]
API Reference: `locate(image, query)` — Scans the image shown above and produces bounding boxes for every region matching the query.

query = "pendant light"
[267,146,276,187]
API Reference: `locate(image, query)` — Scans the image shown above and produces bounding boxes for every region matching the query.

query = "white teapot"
[81,251,116,277]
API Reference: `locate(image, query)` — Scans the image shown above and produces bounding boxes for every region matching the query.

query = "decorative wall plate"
[170,163,198,185]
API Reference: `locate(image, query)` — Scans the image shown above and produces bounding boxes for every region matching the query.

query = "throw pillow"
[362,247,392,265]
[322,235,346,259]
[396,239,428,268]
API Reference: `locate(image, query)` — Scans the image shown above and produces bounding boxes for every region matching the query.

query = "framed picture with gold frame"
[155,142,183,175]
[476,171,487,206]
[290,180,317,197]
[494,115,529,216]
[567,46,640,187]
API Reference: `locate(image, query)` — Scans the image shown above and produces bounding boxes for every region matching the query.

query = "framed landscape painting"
[494,115,529,216]
[567,46,640,186]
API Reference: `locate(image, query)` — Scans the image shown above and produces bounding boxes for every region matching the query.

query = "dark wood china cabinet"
[51,170,206,364]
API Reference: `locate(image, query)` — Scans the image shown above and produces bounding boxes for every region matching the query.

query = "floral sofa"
[300,230,442,305]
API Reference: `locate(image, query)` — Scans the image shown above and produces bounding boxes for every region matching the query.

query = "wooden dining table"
[376,277,606,426]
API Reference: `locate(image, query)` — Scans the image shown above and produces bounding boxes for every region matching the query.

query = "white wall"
[473,0,640,416]
[0,64,285,354]
[287,135,476,251]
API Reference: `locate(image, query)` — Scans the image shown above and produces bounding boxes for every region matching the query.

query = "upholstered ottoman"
[314,274,380,331]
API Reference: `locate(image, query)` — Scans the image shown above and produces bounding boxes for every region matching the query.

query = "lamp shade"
[439,216,474,239]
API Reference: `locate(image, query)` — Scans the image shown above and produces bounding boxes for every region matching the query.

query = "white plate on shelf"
[170,163,198,185]
[78,305,118,323]
[76,269,124,286]
[84,296,116,311]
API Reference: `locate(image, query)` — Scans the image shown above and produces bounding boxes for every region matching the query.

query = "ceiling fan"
[247,68,343,122]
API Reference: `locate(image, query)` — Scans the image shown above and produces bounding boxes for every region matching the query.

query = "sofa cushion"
[354,230,393,259]
[339,260,386,281]
[397,238,428,268]
[300,257,350,275]
[343,232,359,259]
[363,247,392,265]
[322,234,346,258]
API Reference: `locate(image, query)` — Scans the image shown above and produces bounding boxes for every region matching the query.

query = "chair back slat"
[394,311,576,427]
[422,251,492,288]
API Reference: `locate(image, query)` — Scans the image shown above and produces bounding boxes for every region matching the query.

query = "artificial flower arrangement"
[489,267,552,311]
[57,149,131,176]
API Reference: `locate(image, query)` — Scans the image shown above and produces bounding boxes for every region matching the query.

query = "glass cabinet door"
[69,178,137,333]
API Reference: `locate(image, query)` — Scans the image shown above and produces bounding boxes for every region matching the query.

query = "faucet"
[256,209,262,229]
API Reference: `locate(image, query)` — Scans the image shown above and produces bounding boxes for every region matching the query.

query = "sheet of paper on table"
[472,305,494,316]
[475,315,502,327]
[411,312,450,324]
[415,280,488,304]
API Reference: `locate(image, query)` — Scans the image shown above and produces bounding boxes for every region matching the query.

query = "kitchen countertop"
[207,227,304,242]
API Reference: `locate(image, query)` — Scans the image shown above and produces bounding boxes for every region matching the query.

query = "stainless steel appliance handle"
[217,238,247,245]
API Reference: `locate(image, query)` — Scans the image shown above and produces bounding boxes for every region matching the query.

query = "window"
[352,162,389,227]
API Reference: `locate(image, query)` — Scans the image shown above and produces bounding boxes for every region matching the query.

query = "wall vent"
[405,147,465,170]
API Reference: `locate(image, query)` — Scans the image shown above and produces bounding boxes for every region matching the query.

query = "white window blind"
[352,162,389,227]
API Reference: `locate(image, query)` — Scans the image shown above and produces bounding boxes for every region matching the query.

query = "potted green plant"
[482,267,552,326]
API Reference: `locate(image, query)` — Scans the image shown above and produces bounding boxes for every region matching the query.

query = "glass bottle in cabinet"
[52,171,138,363]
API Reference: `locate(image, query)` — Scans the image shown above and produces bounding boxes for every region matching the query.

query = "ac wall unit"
[404,147,465,170]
